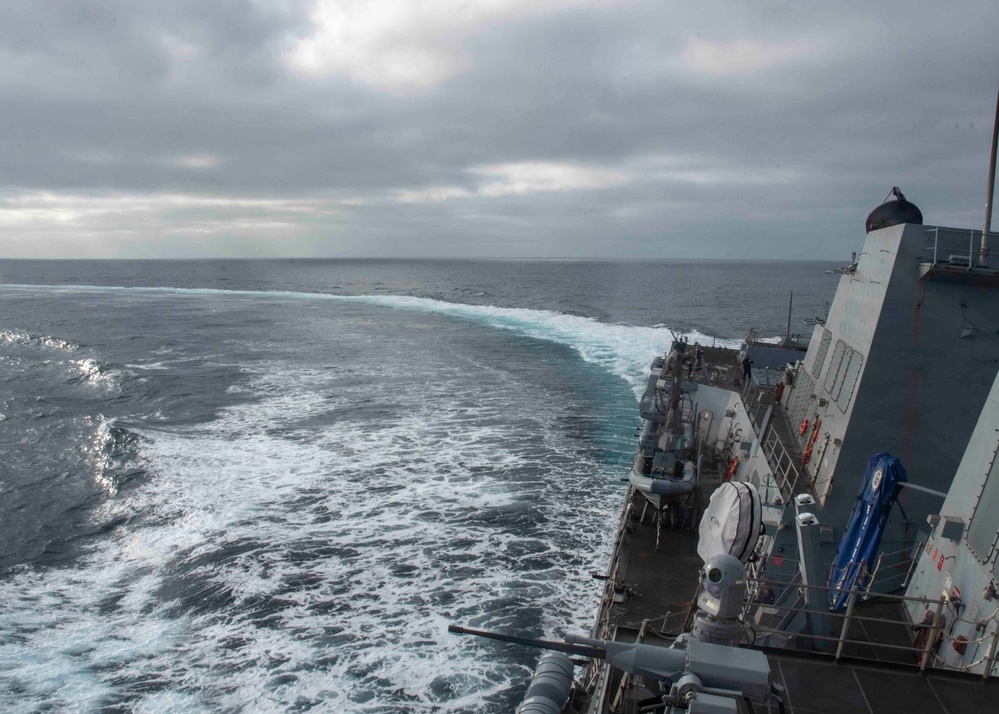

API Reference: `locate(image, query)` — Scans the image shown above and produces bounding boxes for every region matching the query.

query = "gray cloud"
[1,0,997,258]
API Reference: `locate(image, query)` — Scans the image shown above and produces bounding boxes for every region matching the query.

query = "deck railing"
[745,327,809,351]
[591,491,635,642]
[742,576,999,679]
[752,543,919,614]
[741,379,771,430]
[740,380,802,498]
[925,227,986,268]
[863,542,924,593]
[759,423,801,497]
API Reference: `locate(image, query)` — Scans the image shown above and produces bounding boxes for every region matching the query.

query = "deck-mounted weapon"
[449,555,786,713]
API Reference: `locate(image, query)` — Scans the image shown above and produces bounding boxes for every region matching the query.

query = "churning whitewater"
[0,259,835,713]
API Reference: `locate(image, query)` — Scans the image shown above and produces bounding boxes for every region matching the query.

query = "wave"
[0,329,79,352]
[0,283,743,397]
[0,331,119,394]
[0,357,621,712]
[69,358,120,391]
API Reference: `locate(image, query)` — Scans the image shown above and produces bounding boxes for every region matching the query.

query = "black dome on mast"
[865,186,923,233]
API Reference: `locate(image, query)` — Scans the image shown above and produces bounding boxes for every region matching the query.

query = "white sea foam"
[82,415,120,496]
[0,281,730,710]
[0,327,121,395]
[0,353,621,712]
[1,284,745,398]
[0,329,79,352]
[71,358,118,390]
[124,361,172,371]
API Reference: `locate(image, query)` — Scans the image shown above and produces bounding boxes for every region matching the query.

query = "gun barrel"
[447,625,607,660]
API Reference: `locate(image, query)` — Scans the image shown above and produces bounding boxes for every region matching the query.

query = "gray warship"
[451,91,999,713]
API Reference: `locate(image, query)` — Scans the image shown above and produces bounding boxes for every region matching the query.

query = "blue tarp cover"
[828,451,907,610]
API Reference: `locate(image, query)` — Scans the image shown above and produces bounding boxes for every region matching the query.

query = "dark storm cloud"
[0,0,997,258]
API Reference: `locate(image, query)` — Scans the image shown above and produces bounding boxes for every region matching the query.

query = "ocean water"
[0,259,837,713]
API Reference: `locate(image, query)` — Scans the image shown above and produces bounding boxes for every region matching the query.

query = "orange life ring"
[802,445,813,465]
[725,458,739,480]
[799,418,808,436]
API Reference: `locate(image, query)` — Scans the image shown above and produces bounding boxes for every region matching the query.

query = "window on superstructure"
[811,330,832,378]
[823,340,847,395]
[835,350,864,412]
[830,352,850,400]
[967,439,999,565]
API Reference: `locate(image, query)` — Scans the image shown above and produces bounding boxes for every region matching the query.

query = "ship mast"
[981,81,999,267]
[784,291,793,347]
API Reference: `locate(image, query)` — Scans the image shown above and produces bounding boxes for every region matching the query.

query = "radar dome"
[866,186,923,233]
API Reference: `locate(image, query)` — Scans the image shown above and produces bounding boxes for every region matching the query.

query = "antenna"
[981,81,999,267]
[784,291,793,346]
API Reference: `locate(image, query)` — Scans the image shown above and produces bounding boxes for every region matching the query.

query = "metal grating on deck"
[770,652,997,713]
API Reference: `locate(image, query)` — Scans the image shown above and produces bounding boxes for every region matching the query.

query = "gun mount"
[448,624,783,713]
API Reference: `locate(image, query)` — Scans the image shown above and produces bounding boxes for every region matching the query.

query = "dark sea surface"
[0,259,838,713]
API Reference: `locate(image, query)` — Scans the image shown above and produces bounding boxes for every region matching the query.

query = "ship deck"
[596,479,998,714]
[767,649,998,714]
[585,346,996,713]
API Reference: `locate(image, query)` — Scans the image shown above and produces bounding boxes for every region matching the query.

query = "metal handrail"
[749,575,943,605]
[754,623,920,651]
[745,572,999,678]
[745,575,999,677]
[925,227,986,269]
[748,582,932,660]
[760,423,801,497]
[592,489,635,640]
[739,379,802,498]
[741,379,773,429]
[860,543,921,592]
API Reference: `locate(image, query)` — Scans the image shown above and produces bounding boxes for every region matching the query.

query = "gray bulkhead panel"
[779,223,999,584]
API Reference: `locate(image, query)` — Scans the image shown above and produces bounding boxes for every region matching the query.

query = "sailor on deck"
[688,342,704,377]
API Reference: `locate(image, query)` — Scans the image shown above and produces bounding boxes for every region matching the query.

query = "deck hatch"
[967,435,999,568]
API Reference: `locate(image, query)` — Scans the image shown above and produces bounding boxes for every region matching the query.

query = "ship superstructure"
[904,370,999,674]
[566,211,999,708]
[728,219,999,640]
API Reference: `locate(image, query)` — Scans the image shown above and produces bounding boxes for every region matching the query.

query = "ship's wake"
[0,290,640,713]
[1,284,743,397]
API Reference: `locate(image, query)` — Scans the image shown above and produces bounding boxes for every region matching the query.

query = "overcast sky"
[1,1,997,259]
